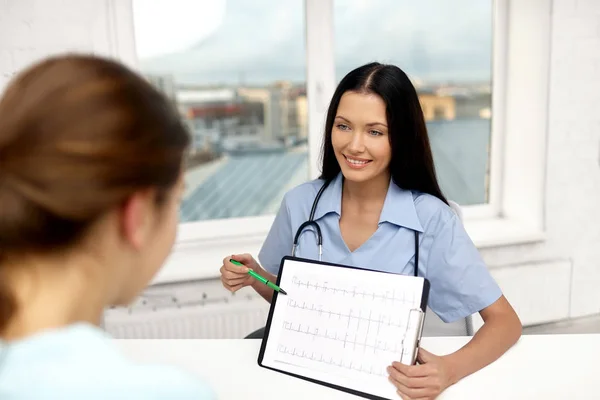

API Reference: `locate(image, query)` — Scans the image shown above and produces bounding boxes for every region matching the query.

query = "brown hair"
[0,54,190,331]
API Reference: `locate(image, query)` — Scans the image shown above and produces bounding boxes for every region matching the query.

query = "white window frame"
[464,0,550,248]
[114,0,549,284]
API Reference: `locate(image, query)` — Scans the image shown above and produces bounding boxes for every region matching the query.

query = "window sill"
[465,216,545,249]
[150,232,268,285]
[150,215,545,286]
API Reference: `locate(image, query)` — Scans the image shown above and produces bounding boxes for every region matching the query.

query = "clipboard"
[257,256,430,400]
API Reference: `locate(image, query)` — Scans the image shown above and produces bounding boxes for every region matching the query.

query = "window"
[333,0,494,207]
[131,0,309,227]
[122,0,549,283]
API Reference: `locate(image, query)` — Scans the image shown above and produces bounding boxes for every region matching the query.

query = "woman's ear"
[119,190,156,250]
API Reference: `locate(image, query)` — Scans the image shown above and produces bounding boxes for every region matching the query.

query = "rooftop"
[181,118,491,222]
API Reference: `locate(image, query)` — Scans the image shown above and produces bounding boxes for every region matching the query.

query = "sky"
[131,0,493,85]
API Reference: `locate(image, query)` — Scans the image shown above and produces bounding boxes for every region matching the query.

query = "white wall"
[477,0,600,327]
[0,0,136,93]
[1,0,599,330]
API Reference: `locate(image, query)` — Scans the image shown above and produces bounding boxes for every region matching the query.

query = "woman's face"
[115,175,184,304]
[331,91,392,184]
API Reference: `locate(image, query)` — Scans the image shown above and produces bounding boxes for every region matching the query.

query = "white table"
[117,335,598,399]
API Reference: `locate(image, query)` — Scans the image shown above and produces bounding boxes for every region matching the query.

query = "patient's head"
[0,54,189,333]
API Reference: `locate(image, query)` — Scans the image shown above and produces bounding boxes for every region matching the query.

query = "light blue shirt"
[258,172,502,323]
[0,323,215,400]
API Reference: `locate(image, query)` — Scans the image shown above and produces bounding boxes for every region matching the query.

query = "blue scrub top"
[0,323,215,399]
[258,172,502,323]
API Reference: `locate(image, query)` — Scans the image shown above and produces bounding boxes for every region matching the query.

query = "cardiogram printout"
[259,257,429,400]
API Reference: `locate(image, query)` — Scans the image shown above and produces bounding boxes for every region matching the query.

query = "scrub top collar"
[312,172,424,232]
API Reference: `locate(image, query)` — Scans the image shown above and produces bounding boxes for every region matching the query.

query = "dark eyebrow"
[335,115,387,128]
[366,122,387,128]
[335,116,351,123]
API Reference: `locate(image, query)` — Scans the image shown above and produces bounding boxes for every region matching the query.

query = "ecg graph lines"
[280,300,414,359]
[273,276,422,378]
[290,276,418,306]
[285,298,405,329]
[275,344,389,377]
[280,319,407,354]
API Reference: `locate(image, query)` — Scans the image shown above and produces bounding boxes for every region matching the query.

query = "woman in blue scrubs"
[220,62,521,399]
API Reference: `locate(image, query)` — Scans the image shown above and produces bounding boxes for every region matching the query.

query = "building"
[174,82,305,156]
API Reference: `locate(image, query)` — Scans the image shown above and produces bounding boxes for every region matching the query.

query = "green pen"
[229,259,288,295]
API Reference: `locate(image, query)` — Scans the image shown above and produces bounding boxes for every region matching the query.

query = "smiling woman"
[332,93,392,179]
[220,61,521,399]
[122,0,498,286]
[321,63,447,206]
[333,0,494,208]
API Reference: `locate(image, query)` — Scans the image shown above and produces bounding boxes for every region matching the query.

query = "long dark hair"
[319,62,448,205]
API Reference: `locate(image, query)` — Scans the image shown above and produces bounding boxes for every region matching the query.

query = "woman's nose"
[347,131,366,153]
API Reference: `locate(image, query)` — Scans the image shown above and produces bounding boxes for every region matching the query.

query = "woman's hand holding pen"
[220,254,281,303]
[220,254,258,293]
[387,348,455,400]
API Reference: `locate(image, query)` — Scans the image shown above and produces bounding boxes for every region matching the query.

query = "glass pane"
[334,0,493,206]
[132,0,309,222]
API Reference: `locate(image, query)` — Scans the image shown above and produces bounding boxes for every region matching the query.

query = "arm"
[221,193,294,302]
[388,297,521,399]
[220,254,279,304]
[443,295,521,384]
[253,191,295,302]
[249,264,279,304]
[388,211,521,399]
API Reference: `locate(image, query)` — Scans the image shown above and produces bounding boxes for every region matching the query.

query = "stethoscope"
[291,179,421,277]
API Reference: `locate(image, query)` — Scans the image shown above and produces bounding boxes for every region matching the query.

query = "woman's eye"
[336,124,350,131]
[369,130,383,136]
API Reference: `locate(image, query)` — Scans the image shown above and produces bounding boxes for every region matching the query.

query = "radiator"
[102,280,270,339]
[101,279,474,339]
